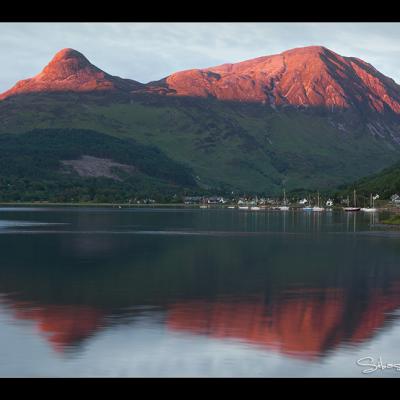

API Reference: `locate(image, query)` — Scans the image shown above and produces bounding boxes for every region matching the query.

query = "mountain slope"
[1,94,398,193]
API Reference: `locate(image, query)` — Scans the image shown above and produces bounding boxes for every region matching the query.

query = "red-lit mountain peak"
[40,48,98,79]
[2,46,400,115]
[160,45,400,114]
[0,48,141,100]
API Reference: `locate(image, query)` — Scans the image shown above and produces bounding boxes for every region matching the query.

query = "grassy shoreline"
[381,214,400,226]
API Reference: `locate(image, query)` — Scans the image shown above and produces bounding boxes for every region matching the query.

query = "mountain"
[150,46,400,116]
[1,46,400,197]
[0,48,142,100]
[4,46,400,117]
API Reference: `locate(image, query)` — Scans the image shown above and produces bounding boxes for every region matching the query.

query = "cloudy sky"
[1,23,400,92]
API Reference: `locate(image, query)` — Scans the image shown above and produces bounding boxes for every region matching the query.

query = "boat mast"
[353,190,357,207]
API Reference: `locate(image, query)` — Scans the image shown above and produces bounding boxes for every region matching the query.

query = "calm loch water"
[0,207,400,377]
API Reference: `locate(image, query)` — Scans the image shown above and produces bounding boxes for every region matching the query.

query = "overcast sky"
[1,23,400,92]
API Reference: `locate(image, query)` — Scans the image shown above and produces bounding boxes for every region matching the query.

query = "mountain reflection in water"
[1,280,400,359]
[167,284,400,359]
[0,208,399,375]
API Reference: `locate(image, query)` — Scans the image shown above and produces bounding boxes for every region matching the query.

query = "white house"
[391,194,400,204]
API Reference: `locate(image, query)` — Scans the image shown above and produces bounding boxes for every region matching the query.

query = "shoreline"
[0,201,398,211]
[380,214,400,227]
[0,202,191,208]
[374,223,400,229]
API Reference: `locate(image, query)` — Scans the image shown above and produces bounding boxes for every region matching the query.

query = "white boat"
[250,206,261,211]
[343,190,361,212]
[238,206,249,210]
[361,194,378,212]
[313,192,325,212]
[227,206,235,209]
[278,189,290,211]
[303,206,313,211]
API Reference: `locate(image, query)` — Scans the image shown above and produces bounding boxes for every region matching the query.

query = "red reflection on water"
[166,285,400,359]
[349,282,400,344]
[10,303,105,352]
[2,283,400,358]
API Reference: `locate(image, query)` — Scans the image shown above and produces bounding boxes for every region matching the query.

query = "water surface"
[0,207,399,377]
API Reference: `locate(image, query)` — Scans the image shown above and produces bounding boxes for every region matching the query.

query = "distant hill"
[0,129,196,202]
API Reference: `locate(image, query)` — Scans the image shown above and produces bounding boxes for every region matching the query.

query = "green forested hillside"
[341,161,400,199]
[0,128,196,202]
[1,93,400,196]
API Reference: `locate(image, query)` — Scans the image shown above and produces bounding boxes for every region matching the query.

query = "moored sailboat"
[361,194,378,212]
[313,192,324,212]
[343,190,361,212]
[278,189,290,211]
